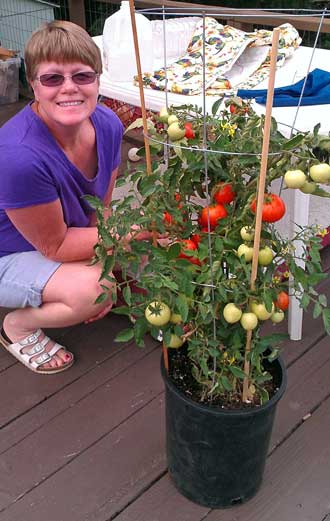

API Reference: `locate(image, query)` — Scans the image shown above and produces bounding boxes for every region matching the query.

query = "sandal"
[0,328,74,374]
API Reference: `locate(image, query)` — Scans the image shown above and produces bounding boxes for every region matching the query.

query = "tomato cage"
[94,5,330,404]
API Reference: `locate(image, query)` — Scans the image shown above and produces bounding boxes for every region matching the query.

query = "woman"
[0,20,149,374]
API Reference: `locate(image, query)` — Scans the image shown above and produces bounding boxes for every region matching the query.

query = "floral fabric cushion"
[137,18,301,96]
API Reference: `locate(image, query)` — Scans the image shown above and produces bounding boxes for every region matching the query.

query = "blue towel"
[237,68,330,107]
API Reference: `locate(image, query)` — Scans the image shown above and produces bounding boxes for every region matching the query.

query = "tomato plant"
[250,193,286,223]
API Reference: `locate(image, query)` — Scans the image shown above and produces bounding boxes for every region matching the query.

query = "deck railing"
[69,0,330,37]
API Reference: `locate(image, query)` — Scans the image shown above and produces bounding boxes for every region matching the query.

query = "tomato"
[275,291,289,311]
[300,181,316,194]
[159,107,169,123]
[184,122,195,139]
[237,243,253,262]
[213,183,236,204]
[166,334,185,349]
[258,246,274,266]
[145,301,171,326]
[178,239,201,266]
[271,310,285,323]
[240,226,254,242]
[309,163,330,183]
[240,312,258,331]
[199,204,228,230]
[191,233,202,246]
[167,122,185,141]
[170,313,183,324]
[250,193,286,223]
[250,301,274,321]
[284,169,307,189]
[223,303,242,324]
[167,114,179,125]
[163,211,173,226]
[229,104,236,114]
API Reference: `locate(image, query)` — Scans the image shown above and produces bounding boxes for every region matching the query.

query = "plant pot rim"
[161,354,287,417]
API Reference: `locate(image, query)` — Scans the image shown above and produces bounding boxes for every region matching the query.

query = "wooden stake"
[128,1,168,370]
[128,0,152,176]
[242,28,280,403]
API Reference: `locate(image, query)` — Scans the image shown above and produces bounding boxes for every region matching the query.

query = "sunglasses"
[35,71,99,87]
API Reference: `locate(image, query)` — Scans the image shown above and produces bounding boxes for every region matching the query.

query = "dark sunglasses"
[36,71,99,87]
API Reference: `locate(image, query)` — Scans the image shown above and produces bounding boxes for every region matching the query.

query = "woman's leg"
[3,261,114,369]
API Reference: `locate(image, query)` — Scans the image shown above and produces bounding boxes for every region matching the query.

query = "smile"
[57,101,83,107]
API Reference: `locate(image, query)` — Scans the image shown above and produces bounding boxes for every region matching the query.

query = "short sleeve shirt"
[0,103,124,257]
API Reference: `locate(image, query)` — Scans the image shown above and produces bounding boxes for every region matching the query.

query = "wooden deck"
[0,247,328,521]
[1,101,330,520]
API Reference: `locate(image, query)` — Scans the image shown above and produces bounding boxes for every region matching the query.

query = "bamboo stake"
[242,28,280,403]
[128,1,169,372]
[128,0,152,176]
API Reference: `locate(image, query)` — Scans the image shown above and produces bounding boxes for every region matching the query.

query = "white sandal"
[0,328,74,374]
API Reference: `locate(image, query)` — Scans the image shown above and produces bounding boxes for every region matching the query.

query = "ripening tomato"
[199,204,228,230]
[184,122,195,139]
[213,183,236,205]
[275,291,289,311]
[178,239,201,266]
[163,211,173,225]
[250,193,286,223]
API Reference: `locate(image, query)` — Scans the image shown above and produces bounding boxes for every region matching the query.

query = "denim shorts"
[0,251,61,308]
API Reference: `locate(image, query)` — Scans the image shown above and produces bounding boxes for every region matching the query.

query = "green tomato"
[223,303,242,324]
[167,122,185,141]
[166,334,185,349]
[145,301,171,327]
[159,107,169,123]
[237,243,254,262]
[271,310,285,323]
[240,312,258,331]
[170,312,183,324]
[284,169,307,189]
[250,301,274,321]
[240,226,254,242]
[309,163,330,183]
[258,246,274,266]
[299,181,316,194]
[167,114,179,125]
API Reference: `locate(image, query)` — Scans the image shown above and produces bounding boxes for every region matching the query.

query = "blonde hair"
[25,20,102,81]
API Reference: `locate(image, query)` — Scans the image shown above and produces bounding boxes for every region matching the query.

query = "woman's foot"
[0,324,74,373]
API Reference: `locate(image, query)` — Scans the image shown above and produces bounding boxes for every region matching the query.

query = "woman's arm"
[6,199,98,262]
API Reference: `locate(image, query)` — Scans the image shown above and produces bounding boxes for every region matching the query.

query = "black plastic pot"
[161,356,287,508]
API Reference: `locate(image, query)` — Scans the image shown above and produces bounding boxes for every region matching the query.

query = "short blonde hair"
[25,20,102,81]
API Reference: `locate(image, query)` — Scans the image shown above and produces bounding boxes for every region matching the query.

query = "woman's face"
[31,61,99,129]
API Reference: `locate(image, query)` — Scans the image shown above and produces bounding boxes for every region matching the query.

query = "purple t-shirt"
[0,103,124,257]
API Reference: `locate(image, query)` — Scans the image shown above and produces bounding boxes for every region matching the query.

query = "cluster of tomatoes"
[159,107,196,141]
[284,163,330,193]
[222,290,289,331]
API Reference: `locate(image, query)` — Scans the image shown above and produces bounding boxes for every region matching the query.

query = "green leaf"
[123,285,132,306]
[115,328,135,342]
[220,375,233,391]
[313,302,322,319]
[228,365,247,380]
[94,292,108,304]
[312,186,330,198]
[319,294,328,307]
[322,308,330,335]
[281,133,305,150]
[212,97,223,116]
[176,294,189,322]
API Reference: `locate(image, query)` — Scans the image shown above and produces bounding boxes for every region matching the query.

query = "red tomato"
[178,239,201,266]
[184,122,195,139]
[213,183,236,205]
[199,204,228,230]
[163,211,173,226]
[229,104,236,114]
[191,233,202,246]
[275,291,289,311]
[250,193,286,223]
